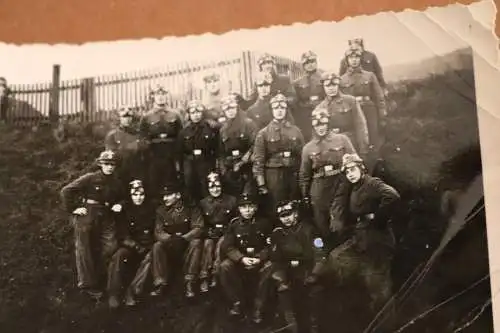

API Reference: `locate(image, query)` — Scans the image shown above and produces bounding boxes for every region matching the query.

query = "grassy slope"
[0,68,490,333]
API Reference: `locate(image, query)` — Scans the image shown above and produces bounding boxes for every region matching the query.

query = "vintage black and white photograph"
[0,1,497,332]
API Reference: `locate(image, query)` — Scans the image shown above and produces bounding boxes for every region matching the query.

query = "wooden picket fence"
[3,51,306,127]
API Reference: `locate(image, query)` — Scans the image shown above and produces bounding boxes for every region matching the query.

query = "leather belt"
[355,96,371,102]
[312,165,342,178]
[84,199,110,206]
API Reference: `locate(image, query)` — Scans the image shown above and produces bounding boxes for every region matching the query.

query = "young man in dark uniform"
[104,105,145,184]
[198,172,238,292]
[60,150,125,298]
[219,191,273,323]
[178,100,220,203]
[218,94,258,197]
[107,179,156,308]
[269,200,328,333]
[138,86,184,198]
[151,184,204,298]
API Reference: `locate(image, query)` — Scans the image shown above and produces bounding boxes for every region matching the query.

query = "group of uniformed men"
[60,38,400,333]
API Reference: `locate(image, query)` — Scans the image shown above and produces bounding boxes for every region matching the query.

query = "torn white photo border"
[0,1,498,333]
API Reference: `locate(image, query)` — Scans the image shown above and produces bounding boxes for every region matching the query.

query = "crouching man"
[219,192,273,323]
[60,150,125,298]
[107,180,156,308]
[151,184,204,298]
[269,200,328,333]
[199,172,238,292]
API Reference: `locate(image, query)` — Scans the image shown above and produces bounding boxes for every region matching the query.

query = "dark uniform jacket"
[299,132,356,198]
[247,72,297,106]
[178,120,219,163]
[247,96,296,131]
[117,200,156,250]
[246,97,274,130]
[154,199,204,243]
[292,70,325,109]
[270,223,327,274]
[139,106,184,145]
[218,112,258,172]
[104,126,145,168]
[348,175,400,226]
[60,171,126,214]
[339,50,387,88]
[222,216,272,263]
[339,68,387,119]
[316,93,369,156]
[199,194,238,239]
[253,119,305,186]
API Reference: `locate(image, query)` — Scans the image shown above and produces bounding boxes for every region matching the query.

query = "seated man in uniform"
[219,191,273,323]
[199,172,238,292]
[151,183,204,298]
[269,200,328,333]
[107,179,156,308]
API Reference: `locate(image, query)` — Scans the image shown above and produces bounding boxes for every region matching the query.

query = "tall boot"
[277,290,298,333]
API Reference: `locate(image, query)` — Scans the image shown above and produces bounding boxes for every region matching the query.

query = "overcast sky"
[0,0,495,85]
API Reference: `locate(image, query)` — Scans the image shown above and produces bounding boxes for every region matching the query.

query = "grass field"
[0,67,492,333]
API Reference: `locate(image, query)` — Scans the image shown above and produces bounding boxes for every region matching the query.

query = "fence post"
[49,64,61,125]
[81,77,96,123]
[240,51,254,99]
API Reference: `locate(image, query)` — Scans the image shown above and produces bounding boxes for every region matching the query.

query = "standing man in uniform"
[218,94,259,197]
[247,72,296,131]
[339,38,388,95]
[246,72,275,131]
[253,93,305,219]
[299,107,356,244]
[105,105,145,184]
[139,85,184,199]
[292,51,325,142]
[340,48,387,174]
[219,192,273,323]
[247,54,297,107]
[269,200,328,333]
[178,100,220,203]
[151,183,204,298]
[201,72,226,127]
[316,72,369,159]
[199,172,238,292]
[107,179,156,308]
[60,150,125,298]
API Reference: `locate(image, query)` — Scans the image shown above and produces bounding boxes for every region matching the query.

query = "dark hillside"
[0,67,491,333]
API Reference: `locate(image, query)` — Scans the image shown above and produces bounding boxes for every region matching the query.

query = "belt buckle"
[160,133,167,139]
[232,150,240,157]
[290,260,299,267]
[144,230,150,234]
[193,149,202,156]
[310,96,318,102]
[218,117,227,123]
[246,247,255,255]
[283,151,291,158]
[324,164,335,176]
[175,232,182,236]
[215,224,223,228]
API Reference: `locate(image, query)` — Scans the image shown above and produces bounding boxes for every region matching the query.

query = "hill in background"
[0,64,490,333]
